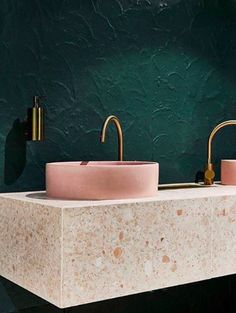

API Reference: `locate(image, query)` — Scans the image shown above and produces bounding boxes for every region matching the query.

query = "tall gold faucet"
[204,120,236,185]
[100,115,124,161]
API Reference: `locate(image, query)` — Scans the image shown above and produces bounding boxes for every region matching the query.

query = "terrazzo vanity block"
[0,186,236,308]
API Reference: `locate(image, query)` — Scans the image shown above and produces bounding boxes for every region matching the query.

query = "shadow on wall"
[4,119,27,185]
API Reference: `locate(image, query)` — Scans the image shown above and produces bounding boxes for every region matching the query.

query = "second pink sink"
[221,160,236,185]
[46,161,159,200]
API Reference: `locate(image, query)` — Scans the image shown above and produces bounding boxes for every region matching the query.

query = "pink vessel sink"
[221,160,236,185]
[46,161,159,200]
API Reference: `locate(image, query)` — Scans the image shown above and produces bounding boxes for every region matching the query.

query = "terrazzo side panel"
[211,196,236,277]
[0,198,62,307]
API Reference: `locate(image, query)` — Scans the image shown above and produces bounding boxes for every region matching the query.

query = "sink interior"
[50,161,155,167]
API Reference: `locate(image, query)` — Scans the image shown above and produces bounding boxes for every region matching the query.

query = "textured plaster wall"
[0,0,236,312]
[1,0,236,192]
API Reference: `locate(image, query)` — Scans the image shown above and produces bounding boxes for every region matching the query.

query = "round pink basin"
[46,161,159,200]
[221,160,236,185]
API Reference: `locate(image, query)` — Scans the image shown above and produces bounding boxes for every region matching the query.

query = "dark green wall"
[1,0,236,192]
[1,0,236,312]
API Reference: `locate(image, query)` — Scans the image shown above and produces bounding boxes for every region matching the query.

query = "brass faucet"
[204,120,236,185]
[100,115,124,161]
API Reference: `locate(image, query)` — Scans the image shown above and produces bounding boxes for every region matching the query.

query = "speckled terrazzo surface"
[1,185,236,308]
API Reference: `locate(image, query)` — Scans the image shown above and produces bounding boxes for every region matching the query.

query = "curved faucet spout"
[100,115,124,161]
[204,120,236,185]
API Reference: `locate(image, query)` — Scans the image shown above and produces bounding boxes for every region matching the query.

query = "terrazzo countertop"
[0,185,236,308]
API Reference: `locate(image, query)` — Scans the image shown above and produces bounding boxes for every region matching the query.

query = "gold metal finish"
[100,115,124,161]
[204,163,215,185]
[27,96,45,141]
[204,120,236,185]
[31,106,44,141]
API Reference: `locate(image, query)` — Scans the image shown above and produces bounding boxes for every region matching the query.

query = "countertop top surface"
[1,184,236,208]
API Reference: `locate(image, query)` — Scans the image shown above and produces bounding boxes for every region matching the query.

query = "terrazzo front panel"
[62,199,211,307]
[0,186,236,308]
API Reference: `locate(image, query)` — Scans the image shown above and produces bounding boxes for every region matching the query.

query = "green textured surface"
[0,0,236,312]
[1,0,236,192]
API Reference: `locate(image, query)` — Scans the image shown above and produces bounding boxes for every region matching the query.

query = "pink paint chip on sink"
[46,161,159,200]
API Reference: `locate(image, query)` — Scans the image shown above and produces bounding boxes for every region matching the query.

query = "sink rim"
[46,161,158,168]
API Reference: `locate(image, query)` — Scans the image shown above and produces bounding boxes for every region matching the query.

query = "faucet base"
[204,163,215,185]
